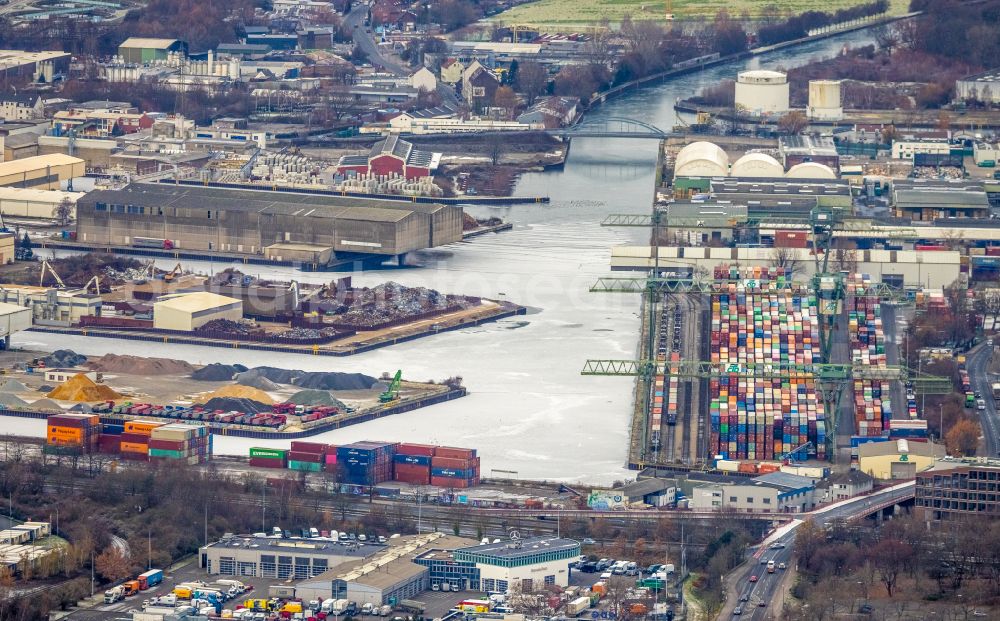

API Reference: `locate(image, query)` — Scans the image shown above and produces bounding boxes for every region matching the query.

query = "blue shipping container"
[394,454,431,466]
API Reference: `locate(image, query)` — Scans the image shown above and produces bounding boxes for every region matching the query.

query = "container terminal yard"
[599,137,986,473]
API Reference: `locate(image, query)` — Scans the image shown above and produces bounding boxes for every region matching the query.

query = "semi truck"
[137,569,163,590]
[566,597,591,616]
[132,237,175,250]
[104,585,126,604]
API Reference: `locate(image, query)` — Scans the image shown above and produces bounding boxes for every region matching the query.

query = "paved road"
[721,482,915,620]
[344,3,410,76]
[966,343,999,457]
[882,304,909,425]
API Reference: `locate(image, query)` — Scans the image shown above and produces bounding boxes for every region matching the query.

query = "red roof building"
[336,135,440,180]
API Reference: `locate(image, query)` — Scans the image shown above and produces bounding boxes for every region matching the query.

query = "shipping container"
[250,447,288,460]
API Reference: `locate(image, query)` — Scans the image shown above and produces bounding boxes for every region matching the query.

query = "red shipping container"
[396,443,436,457]
[149,439,186,451]
[774,230,808,249]
[249,457,287,469]
[120,432,150,444]
[288,450,324,463]
[431,456,475,469]
[324,453,338,465]
[98,435,121,453]
[433,446,475,460]
[48,415,98,429]
[431,476,471,488]
[394,463,431,485]
[290,441,328,453]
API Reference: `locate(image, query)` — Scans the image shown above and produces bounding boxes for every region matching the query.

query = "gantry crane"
[588,205,951,463]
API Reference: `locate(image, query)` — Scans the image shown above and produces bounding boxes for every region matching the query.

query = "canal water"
[11,30,876,484]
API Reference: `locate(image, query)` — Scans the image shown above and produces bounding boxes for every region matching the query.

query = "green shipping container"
[288,460,322,472]
[250,447,288,459]
[149,448,184,458]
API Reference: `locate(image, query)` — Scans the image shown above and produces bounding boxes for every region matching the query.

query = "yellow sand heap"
[195,384,275,405]
[47,374,122,402]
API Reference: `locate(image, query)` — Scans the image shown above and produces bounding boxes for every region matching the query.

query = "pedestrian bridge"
[547,117,679,140]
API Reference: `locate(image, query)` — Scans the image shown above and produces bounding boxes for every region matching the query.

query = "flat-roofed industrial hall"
[75,183,463,261]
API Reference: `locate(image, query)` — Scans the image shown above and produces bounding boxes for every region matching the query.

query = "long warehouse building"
[75,184,464,261]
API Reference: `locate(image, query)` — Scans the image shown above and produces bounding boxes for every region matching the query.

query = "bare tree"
[515,61,548,106]
[485,133,506,166]
[53,197,74,227]
[770,246,802,279]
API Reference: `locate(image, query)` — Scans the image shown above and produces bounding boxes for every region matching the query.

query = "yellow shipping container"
[124,420,164,435]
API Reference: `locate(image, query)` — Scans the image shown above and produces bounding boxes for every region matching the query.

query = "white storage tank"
[730,153,783,178]
[807,80,843,120]
[735,70,789,115]
[674,141,729,178]
[785,162,837,179]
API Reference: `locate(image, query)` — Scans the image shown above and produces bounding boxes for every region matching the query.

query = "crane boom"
[379,370,402,403]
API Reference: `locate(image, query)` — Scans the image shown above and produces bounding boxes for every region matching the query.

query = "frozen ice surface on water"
[16,219,641,484]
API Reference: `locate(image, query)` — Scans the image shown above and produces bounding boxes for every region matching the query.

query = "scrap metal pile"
[310,281,471,328]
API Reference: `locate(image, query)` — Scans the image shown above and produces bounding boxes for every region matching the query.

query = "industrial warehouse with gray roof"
[75,183,464,263]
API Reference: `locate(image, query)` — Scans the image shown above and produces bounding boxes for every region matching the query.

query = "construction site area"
[0,254,524,356]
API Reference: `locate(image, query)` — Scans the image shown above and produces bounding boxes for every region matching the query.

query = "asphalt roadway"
[720,482,916,620]
[344,3,410,76]
[965,342,1000,457]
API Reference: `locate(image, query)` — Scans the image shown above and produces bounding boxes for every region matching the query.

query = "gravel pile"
[0,379,29,393]
[191,363,248,381]
[88,354,194,375]
[293,372,377,391]
[0,393,27,407]
[287,390,347,408]
[200,397,272,414]
[43,350,87,368]
[236,374,282,392]
[236,367,298,385]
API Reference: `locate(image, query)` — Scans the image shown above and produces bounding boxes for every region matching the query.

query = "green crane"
[379,370,402,403]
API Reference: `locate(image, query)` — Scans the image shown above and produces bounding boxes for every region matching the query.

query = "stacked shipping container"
[394,443,435,485]
[337,441,397,486]
[244,441,482,487]
[46,414,99,453]
[430,446,480,488]
[846,274,893,437]
[148,423,211,464]
[119,419,165,461]
[708,267,827,461]
[287,441,329,472]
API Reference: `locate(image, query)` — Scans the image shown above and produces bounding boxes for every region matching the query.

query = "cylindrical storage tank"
[730,153,783,178]
[735,70,789,115]
[786,162,837,179]
[807,80,843,120]
[674,141,729,178]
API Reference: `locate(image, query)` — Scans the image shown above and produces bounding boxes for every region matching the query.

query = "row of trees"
[793,513,1000,619]
[757,1,890,46]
